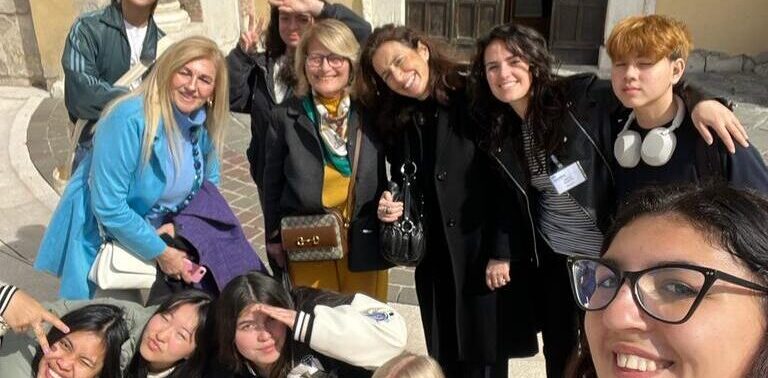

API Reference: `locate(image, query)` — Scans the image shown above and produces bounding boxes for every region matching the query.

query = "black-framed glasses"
[305,53,347,69]
[567,257,768,324]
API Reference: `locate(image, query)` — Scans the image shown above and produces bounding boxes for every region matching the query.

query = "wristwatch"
[0,314,9,337]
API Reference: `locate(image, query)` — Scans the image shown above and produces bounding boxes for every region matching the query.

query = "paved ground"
[2,69,767,376]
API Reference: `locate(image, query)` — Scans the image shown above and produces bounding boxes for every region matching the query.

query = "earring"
[207,98,213,107]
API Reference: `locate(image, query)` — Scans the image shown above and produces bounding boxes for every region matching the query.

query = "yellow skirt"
[288,165,388,301]
[288,252,389,302]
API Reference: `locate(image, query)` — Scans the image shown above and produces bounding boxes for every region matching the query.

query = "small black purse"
[380,129,426,267]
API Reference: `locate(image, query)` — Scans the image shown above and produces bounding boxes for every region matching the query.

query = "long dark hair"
[125,290,213,378]
[568,184,768,377]
[265,6,287,60]
[469,23,566,155]
[265,6,298,89]
[214,272,295,378]
[32,304,129,378]
[357,24,466,136]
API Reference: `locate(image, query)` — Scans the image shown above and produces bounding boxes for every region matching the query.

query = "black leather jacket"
[489,74,619,265]
[226,1,371,192]
[488,73,726,264]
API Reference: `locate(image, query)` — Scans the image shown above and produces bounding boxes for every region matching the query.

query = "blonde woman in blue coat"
[34,36,230,300]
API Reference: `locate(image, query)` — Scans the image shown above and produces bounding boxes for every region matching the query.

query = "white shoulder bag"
[88,240,157,290]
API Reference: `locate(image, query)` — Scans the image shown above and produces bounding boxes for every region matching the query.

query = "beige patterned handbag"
[280,211,346,262]
[280,128,362,262]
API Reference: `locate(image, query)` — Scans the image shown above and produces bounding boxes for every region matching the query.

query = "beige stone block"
[0,15,42,80]
[29,0,76,86]
[0,0,30,14]
[73,0,109,13]
[706,54,744,73]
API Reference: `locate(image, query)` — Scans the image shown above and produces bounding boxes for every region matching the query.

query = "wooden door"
[506,0,553,40]
[406,0,506,57]
[548,0,607,64]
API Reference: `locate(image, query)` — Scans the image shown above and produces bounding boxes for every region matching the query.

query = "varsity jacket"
[207,288,408,378]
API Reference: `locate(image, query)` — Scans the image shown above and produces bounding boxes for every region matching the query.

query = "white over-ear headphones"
[613,95,686,168]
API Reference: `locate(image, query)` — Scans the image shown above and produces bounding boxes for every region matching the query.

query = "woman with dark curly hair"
[357,24,521,377]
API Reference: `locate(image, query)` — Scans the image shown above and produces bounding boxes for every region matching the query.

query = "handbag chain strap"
[399,117,424,230]
[342,119,364,227]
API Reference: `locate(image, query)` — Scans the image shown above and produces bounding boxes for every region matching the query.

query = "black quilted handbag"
[380,129,426,267]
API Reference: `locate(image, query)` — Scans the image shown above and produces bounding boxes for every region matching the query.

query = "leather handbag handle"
[343,122,364,225]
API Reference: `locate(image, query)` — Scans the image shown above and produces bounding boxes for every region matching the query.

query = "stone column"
[199,0,241,51]
[361,0,405,28]
[598,0,656,70]
[154,0,191,33]
[28,0,77,91]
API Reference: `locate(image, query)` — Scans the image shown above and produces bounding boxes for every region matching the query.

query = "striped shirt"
[522,124,603,256]
[0,283,18,316]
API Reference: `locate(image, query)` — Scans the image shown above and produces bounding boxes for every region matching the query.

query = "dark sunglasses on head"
[567,256,768,324]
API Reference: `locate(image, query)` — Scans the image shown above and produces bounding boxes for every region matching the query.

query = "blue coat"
[34,96,220,299]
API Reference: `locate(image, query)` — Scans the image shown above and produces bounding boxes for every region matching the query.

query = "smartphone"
[184,259,207,283]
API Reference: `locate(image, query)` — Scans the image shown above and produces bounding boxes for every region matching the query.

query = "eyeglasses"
[567,257,768,324]
[305,53,347,69]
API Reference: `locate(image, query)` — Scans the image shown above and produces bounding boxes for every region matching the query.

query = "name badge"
[550,161,587,195]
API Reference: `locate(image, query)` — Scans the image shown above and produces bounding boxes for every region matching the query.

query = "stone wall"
[0,0,44,87]
[688,49,768,77]
[73,0,109,13]
[179,0,202,22]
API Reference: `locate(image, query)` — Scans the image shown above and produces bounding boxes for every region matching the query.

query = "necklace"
[150,126,203,215]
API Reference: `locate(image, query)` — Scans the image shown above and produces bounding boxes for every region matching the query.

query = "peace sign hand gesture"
[239,9,265,55]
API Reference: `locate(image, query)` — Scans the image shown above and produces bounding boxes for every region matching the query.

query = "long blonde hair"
[104,36,229,167]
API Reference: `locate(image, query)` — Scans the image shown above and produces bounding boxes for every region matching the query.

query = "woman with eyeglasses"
[262,20,390,299]
[467,22,752,377]
[227,0,370,199]
[567,184,768,378]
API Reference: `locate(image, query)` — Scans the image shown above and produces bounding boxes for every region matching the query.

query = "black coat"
[226,3,372,193]
[383,93,533,363]
[263,96,391,272]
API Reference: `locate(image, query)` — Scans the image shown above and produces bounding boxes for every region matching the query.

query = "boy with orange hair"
[607,15,768,200]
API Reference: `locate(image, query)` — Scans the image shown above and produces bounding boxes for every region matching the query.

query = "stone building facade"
[2,0,765,91]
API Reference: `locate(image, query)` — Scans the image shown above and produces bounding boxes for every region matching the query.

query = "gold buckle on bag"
[296,235,321,247]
